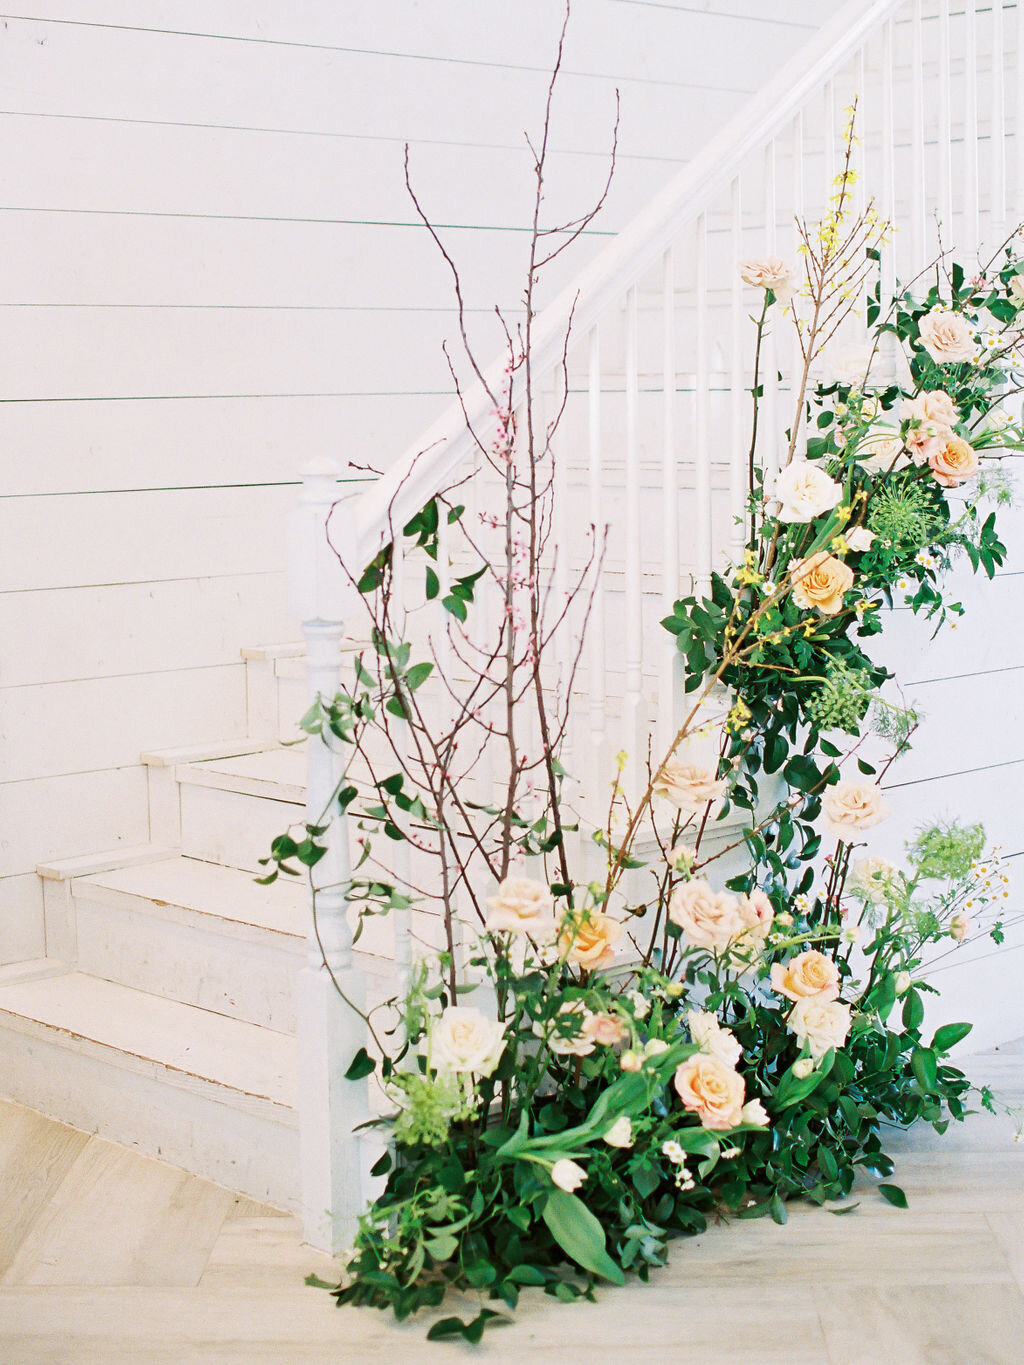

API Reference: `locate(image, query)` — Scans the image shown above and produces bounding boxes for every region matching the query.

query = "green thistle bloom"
[805,658,874,733]
[867,480,944,549]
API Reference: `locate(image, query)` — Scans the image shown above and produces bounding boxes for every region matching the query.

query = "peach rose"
[918,311,977,364]
[903,416,951,466]
[668,880,746,951]
[788,997,852,1060]
[673,1053,746,1131]
[739,256,797,301]
[556,910,622,971]
[653,759,727,814]
[902,389,960,428]
[821,780,891,837]
[485,875,556,934]
[584,1012,629,1047]
[928,435,980,488]
[789,551,855,615]
[770,949,841,1003]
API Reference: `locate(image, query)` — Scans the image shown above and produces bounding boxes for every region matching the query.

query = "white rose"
[1009,274,1024,305]
[845,526,877,552]
[821,780,891,838]
[739,256,797,301]
[551,1158,587,1192]
[653,759,727,814]
[855,428,912,475]
[949,912,972,941]
[602,1116,634,1148]
[772,459,843,523]
[788,997,852,1060]
[431,1007,507,1076]
[740,1099,770,1127]
[918,311,977,365]
[895,971,913,995]
[792,1057,815,1079]
[486,875,556,934]
[688,1009,743,1068]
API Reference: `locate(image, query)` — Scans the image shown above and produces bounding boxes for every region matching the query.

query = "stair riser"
[0,1016,300,1211]
[73,888,303,1033]
[180,782,305,874]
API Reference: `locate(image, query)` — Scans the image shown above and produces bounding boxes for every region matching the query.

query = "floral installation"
[264,42,1022,1346]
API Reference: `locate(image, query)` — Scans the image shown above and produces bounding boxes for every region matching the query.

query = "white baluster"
[760,144,780,495]
[1017,0,1024,219]
[388,532,413,1005]
[881,20,898,299]
[624,286,645,784]
[938,0,953,242]
[694,214,712,590]
[290,460,369,1256]
[911,0,927,266]
[729,173,747,562]
[965,0,980,250]
[587,326,607,802]
[659,247,681,758]
[991,0,1007,237]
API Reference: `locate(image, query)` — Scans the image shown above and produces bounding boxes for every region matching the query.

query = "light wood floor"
[2,1042,1022,1365]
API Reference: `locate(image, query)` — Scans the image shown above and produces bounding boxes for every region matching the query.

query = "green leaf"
[541,1190,625,1285]
[829,1202,860,1216]
[902,989,925,1031]
[770,1193,788,1225]
[911,1045,938,1093]
[427,1310,506,1344]
[878,1183,908,1209]
[404,661,433,692]
[508,1264,546,1285]
[343,1047,375,1081]
[932,1021,972,1054]
[304,1273,336,1290]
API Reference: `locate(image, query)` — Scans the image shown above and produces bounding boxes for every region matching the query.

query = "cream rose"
[902,389,960,428]
[688,1009,743,1068]
[673,1053,746,1131]
[556,910,622,970]
[847,855,896,905]
[788,996,852,1060]
[541,999,596,1057]
[903,416,950,466]
[431,1007,507,1076]
[770,949,841,1003]
[790,551,855,615]
[551,1158,587,1192]
[821,780,891,837]
[856,428,912,475]
[485,875,556,934]
[1009,274,1024,305]
[739,256,797,301]
[653,759,727,814]
[668,880,746,951]
[585,1012,629,1047]
[928,435,980,488]
[918,310,977,364]
[741,1099,770,1127]
[602,1116,634,1148]
[773,459,843,523]
[844,526,877,553]
[792,1057,815,1079]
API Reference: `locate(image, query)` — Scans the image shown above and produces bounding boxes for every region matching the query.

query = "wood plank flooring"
[1,1040,1022,1364]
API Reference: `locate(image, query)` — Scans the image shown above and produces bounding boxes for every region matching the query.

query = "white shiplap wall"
[0,0,950,966]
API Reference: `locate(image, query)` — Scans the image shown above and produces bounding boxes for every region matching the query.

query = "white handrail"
[349,0,902,574]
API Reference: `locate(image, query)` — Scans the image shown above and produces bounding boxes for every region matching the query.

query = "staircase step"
[72,856,398,1030]
[0,971,300,1209]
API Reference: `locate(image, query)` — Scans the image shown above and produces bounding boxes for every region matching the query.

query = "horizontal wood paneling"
[0,666,247,783]
[0,768,150,880]
[0,877,46,963]
[0,576,294,688]
[0,488,293,591]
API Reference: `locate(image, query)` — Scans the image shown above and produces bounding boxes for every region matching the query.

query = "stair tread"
[0,972,296,1110]
[178,747,307,801]
[77,855,308,938]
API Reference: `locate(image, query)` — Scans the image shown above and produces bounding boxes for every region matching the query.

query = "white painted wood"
[0,878,47,966]
[0,972,301,1210]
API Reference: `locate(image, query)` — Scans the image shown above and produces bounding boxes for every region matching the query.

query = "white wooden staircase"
[1,0,1022,1241]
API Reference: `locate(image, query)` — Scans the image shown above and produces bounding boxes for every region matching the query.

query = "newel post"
[290,459,370,1254]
